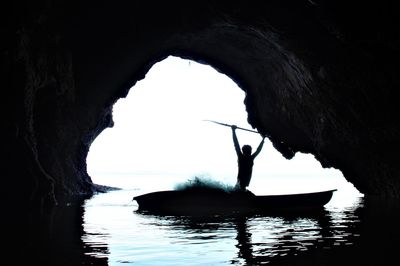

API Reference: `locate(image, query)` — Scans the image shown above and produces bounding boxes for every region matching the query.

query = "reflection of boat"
[133,189,337,215]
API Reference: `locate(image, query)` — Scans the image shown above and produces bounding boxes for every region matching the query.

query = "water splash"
[174,176,236,192]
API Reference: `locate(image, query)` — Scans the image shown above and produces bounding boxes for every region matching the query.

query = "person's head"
[242,145,252,156]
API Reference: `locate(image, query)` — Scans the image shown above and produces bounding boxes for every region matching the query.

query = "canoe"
[133,188,337,215]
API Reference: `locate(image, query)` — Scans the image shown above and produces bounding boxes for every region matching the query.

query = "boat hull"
[133,189,336,215]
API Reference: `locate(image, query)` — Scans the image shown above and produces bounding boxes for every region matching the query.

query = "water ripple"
[82,189,365,265]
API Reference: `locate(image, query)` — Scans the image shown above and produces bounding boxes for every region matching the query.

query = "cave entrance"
[87,56,358,197]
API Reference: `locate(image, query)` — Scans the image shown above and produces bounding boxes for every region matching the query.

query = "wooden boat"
[133,188,337,215]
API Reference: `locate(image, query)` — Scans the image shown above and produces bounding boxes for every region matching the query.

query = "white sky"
[87,56,357,194]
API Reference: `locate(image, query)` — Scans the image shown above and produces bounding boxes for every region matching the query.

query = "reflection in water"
[129,203,360,265]
[15,189,399,265]
[80,189,371,265]
[234,217,254,265]
[5,198,108,266]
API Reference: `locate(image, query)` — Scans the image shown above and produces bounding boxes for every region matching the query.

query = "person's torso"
[238,154,254,175]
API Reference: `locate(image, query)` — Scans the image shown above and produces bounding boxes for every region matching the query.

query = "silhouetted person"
[231,125,265,191]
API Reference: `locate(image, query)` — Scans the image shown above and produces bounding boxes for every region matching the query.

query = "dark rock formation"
[2,0,400,208]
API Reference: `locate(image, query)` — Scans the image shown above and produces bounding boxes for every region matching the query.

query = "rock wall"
[2,0,400,206]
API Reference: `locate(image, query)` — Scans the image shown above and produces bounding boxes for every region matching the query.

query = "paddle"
[203,120,260,134]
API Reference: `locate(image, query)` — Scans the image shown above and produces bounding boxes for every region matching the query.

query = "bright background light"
[87,56,360,195]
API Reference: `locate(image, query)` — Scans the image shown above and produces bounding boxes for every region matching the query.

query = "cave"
[3,0,400,222]
[3,1,400,264]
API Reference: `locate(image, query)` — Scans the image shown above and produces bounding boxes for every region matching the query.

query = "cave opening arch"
[86,55,355,196]
[16,1,389,206]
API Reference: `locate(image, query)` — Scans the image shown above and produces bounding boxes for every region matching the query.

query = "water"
[82,189,362,265]
[81,174,367,265]
[11,174,399,265]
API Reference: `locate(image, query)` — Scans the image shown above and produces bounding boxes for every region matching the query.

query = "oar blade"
[203,120,259,134]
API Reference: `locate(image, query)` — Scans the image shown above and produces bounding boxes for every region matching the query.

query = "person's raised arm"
[252,136,265,158]
[231,125,241,155]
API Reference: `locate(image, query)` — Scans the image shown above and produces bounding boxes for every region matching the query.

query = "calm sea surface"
[79,174,379,265]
